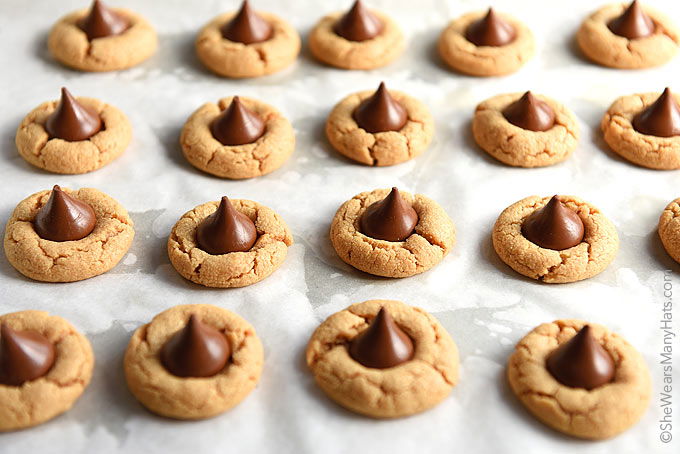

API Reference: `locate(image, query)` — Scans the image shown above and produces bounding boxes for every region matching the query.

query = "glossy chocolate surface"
[349,308,414,369]
[34,185,97,242]
[196,196,258,255]
[546,325,615,390]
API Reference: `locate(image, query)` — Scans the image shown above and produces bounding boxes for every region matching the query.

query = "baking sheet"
[0,0,679,452]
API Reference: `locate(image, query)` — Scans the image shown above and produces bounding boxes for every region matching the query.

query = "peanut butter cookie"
[306,299,459,418]
[48,2,157,72]
[658,197,680,263]
[124,304,263,420]
[15,91,131,174]
[577,2,679,69]
[472,92,579,167]
[438,9,535,77]
[0,310,94,432]
[309,4,403,70]
[167,198,293,288]
[508,319,650,439]
[326,86,433,166]
[195,5,300,79]
[180,96,295,179]
[4,187,135,283]
[330,188,455,278]
[601,90,680,169]
[492,195,618,283]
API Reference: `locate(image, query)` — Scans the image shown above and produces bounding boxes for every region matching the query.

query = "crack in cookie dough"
[309,11,403,70]
[180,96,295,179]
[4,188,135,282]
[0,311,94,432]
[438,10,535,77]
[473,93,579,167]
[492,195,618,283]
[15,97,132,174]
[330,188,455,278]
[195,12,300,78]
[601,91,680,169]
[507,319,651,439]
[326,91,434,166]
[124,304,263,420]
[577,3,679,69]
[47,8,157,72]
[306,300,459,418]
[167,198,293,288]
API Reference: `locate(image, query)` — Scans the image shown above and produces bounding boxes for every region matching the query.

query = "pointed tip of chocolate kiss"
[503,91,556,132]
[353,82,408,133]
[33,185,97,242]
[632,87,680,138]
[210,96,266,146]
[465,7,516,47]
[196,195,258,255]
[333,0,384,42]
[160,314,231,378]
[521,195,584,250]
[78,0,129,41]
[45,87,102,142]
[546,325,615,390]
[360,187,418,242]
[349,307,414,369]
[607,0,655,39]
[221,0,273,44]
[0,323,56,386]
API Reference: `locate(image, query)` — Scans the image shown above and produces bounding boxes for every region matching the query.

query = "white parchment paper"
[1,0,679,453]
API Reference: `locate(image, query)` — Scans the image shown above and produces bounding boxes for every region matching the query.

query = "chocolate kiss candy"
[161,315,231,378]
[360,187,418,242]
[333,0,384,42]
[503,92,556,132]
[78,0,129,41]
[0,323,56,386]
[211,97,266,146]
[353,82,408,133]
[522,196,584,250]
[196,196,258,255]
[45,87,102,142]
[349,308,414,369]
[221,0,273,44]
[34,185,97,242]
[607,0,655,40]
[465,8,516,47]
[632,88,680,138]
[546,325,615,390]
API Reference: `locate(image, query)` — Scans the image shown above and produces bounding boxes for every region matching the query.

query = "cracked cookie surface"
[4,187,135,282]
[0,310,94,432]
[438,10,535,77]
[167,199,293,288]
[577,3,679,69]
[330,188,455,278]
[601,91,680,169]
[306,299,459,418]
[180,96,295,179]
[472,92,579,167]
[658,197,680,263]
[48,8,157,72]
[325,91,433,166]
[124,304,263,420]
[195,12,300,78]
[507,319,650,439]
[15,96,131,174]
[309,10,403,69]
[492,195,618,283]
